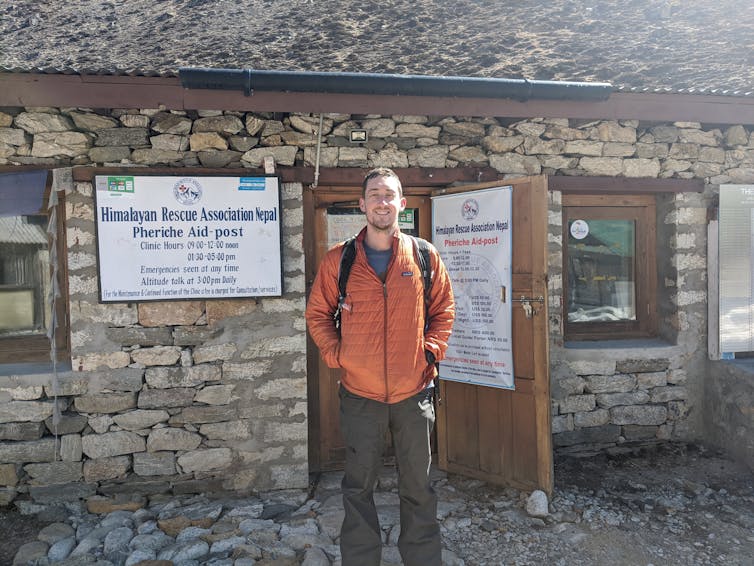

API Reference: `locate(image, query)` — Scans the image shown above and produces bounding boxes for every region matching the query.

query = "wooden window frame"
[563,193,657,341]
[0,179,69,364]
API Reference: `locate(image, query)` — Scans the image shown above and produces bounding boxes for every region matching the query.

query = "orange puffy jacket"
[306,228,455,404]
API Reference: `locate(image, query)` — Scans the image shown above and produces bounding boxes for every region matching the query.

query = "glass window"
[567,219,636,323]
[563,194,656,340]
[0,170,68,364]
[0,215,50,336]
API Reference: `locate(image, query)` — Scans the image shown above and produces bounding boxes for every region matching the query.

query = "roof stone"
[1,0,752,97]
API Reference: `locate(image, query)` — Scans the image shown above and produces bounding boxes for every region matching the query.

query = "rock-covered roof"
[1,0,753,96]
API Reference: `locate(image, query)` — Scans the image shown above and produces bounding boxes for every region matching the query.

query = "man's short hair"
[362,167,403,197]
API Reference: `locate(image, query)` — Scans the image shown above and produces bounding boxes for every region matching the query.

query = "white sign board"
[433,187,514,389]
[719,184,754,354]
[95,175,282,302]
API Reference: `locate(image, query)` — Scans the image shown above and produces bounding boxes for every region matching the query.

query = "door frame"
[304,186,432,470]
[304,174,552,494]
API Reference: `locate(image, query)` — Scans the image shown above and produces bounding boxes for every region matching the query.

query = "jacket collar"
[355,226,404,250]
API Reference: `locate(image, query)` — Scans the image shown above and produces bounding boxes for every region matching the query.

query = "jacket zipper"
[382,280,389,402]
[360,235,397,403]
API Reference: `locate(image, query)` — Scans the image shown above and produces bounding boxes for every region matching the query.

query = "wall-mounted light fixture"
[349,129,368,143]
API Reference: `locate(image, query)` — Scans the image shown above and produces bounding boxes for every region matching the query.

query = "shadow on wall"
[704,359,754,471]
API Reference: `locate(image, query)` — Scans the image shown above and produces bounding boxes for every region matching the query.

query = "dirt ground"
[1,506,51,565]
[548,444,754,566]
[1,443,752,565]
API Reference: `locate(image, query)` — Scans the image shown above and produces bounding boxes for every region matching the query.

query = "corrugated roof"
[0,217,48,245]
[1,0,753,98]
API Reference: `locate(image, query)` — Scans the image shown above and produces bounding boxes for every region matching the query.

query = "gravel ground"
[440,443,754,565]
[2,442,752,565]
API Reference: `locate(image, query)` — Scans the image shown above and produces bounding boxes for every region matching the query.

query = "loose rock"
[5,444,753,566]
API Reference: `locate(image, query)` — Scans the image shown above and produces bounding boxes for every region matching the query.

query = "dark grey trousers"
[338,385,441,566]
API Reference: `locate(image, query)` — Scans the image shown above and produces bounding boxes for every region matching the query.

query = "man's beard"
[366,212,396,232]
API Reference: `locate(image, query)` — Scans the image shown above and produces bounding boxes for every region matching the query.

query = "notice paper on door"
[432,186,514,390]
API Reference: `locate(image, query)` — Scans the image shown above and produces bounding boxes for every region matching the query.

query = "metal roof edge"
[1,67,752,99]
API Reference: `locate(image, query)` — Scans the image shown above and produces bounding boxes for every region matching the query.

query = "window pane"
[567,219,636,322]
[0,215,50,336]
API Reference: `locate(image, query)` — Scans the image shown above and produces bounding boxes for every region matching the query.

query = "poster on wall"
[326,207,418,248]
[432,187,514,389]
[94,175,282,302]
[326,209,364,248]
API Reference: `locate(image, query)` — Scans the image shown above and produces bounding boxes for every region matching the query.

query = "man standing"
[306,168,455,566]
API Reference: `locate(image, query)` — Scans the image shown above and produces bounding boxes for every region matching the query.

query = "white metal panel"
[719,185,754,353]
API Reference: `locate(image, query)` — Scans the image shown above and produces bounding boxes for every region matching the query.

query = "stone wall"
[1,106,311,507]
[1,171,308,506]
[1,106,753,504]
[704,360,754,471]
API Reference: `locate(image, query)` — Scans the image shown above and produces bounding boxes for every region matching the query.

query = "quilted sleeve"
[423,246,455,362]
[305,248,342,368]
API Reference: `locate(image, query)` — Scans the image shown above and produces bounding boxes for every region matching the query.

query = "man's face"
[360,175,406,233]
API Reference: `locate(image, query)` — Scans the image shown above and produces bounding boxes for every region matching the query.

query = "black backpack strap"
[410,236,434,312]
[411,236,442,403]
[334,236,357,331]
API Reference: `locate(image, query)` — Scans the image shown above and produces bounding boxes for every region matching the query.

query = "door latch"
[511,295,545,319]
[522,300,533,318]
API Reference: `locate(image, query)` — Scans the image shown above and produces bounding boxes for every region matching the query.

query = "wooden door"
[305,188,431,471]
[434,176,552,494]
[305,177,552,494]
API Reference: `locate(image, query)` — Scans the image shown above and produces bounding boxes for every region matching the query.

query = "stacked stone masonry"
[1,106,753,504]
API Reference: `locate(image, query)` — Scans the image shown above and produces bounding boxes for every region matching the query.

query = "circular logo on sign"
[461,198,479,220]
[570,219,589,240]
[173,178,202,206]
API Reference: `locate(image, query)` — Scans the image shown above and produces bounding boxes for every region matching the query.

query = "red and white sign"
[432,186,514,389]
